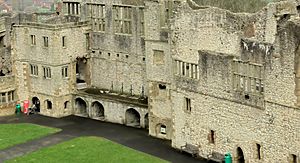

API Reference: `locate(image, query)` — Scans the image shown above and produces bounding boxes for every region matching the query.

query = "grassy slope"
[6,137,169,163]
[193,0,281,13]
[0,123,60,150]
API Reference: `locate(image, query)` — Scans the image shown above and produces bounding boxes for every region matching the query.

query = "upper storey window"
[139,7,145,36]
[160,0,173,29]
[63,2,80,15]
[113,5,132,35]
[87,3,106,32]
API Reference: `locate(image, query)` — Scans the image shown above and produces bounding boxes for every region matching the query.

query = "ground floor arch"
[237,147,245,163]
[91,101,104,118]
[32,96,40,112]
[75,98,88,116]
[125,108,140,127]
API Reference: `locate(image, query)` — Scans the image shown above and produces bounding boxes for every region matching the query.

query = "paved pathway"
[0,114,209,163]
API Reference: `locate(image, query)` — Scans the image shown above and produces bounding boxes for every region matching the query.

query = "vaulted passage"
[125,108,140,127]
[237,147,245,163]
[32,97,40,112]
[75,98,87,116]
[90,101,104,118]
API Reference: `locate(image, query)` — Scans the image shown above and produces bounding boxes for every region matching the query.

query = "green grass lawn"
[6,137,169,163]
[0,123,60,150]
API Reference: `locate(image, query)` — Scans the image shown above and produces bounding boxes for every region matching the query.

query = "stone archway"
[144,113,149,129]
[75,98,88,116]
[125,108,140,127]
[91,101,104,119]
[237,147,245,163]
[32,97,40,112]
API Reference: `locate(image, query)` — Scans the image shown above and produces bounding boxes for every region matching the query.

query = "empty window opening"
[64,2,80,15]
[185,97,191,112]
[43,66,51,79]
[7,91,14,103]
[46,100,52,109]
[209,130,215,144]
[256,144,261,160]
[125,55,129,58]
[108,53,111,57]
[30,35,36,45]
[117,54,119,57]
[43,36,49,47]
[159,84,166,90]
[87,3,106,31]
[113,5,132,34]
[143,57,145,61]
[0,92,6,104]
[175,60,199,79]
[62,36,66,47]
[30,64,38,76]
[245,94,250,100]
[125,108,140,127]
[62,66,68,78]
[160,125,166,134]
[76,58,88,83]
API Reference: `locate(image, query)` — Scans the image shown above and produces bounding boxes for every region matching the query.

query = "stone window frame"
[184,97,191,112]
[29,64,38,77]
[63,2,80,15]
[139,7,145,37]
[62,36,66,47]
[62,66,68,78]
[30,35,36,45]
[160,0,173,29]
[232,60,264,96]
[43,66,51,79]
[113,5,133,35]
[256,143,262,160]
[175,59,199,80]
[0,90,15,104]
[208,130,215,144]
[43,36,49,47]
[87,3,106,32]
[153,50,165,65]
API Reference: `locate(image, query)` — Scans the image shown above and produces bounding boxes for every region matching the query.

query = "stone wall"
[169,1,300,162]
[0,75,16,116]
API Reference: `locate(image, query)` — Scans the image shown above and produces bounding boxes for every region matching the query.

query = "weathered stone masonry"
[1,0,300,162]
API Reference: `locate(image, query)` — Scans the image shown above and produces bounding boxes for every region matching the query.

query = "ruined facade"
[1,0,300,162]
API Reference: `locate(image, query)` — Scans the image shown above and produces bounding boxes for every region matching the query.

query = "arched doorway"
[32,97,40,112]
[144,113,149,129]
[75,98,87,116]
[91,101,104,118]
[125,108,140,127]
[237,147,245,163]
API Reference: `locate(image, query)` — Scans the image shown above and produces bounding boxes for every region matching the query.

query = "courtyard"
[0,115,205,163]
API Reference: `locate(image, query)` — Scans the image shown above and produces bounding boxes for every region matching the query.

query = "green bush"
[193,0,281,13]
